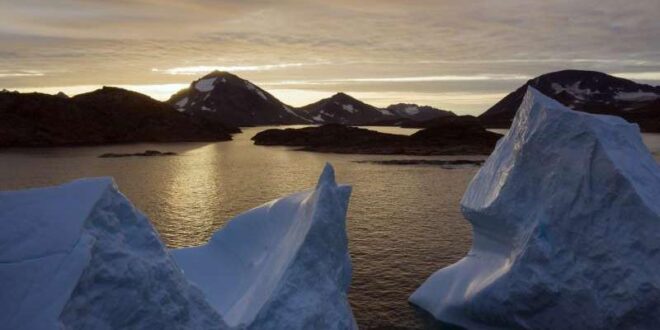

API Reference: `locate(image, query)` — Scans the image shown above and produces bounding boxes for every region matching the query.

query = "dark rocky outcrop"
[252,123,502,155]
[355,159,484,167]
[99,150,177,158]
[0,87,235,147]
[401,115,482,129]
[479,70,660,131]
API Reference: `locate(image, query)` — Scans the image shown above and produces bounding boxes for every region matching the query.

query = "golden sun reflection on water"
[159,144,224,246]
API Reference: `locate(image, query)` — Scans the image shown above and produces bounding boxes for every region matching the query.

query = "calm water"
[1,127,659,329]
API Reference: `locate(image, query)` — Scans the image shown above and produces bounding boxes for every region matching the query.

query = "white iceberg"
[0,178,226,330]
[172,164,357,329]
[0,164,356,329]
[410,87,660,329]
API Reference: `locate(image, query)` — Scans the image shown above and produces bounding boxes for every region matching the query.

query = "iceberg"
[172,164,357,329]
[0,178,226,330]
[410,87,660,329]
[0,164,356,330]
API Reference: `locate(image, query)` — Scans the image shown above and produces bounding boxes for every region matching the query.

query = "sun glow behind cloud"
[1,0,659,113]
[0,70,45,78]
[613,71,660,81]
[151,63,313,75]
[258,74,531,86]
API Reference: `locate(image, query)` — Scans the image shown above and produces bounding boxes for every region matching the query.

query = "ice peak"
[317,163,336,188]
[412,87,660,329]
[172,164,355,329]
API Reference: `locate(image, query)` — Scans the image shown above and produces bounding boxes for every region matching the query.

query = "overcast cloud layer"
[1,0,659,114]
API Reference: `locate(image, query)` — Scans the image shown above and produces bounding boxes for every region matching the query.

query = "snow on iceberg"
[0,178,227,330]
[172,164,357,329]
[410,87,660,329]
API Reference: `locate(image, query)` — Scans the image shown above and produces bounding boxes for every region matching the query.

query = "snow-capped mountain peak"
[298,92,385,125]
[480,70,660,131]
[167,71,310,126]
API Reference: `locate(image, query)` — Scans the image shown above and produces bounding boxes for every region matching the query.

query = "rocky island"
[0,87,237,147]
[252,116,502,155]
[98,150,177,158]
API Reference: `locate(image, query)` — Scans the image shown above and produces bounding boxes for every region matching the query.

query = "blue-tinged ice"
[410,87,660,329]
[173,164,357,329]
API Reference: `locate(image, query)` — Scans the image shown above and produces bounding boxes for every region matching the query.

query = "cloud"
[152,63,317,75]
[0,70,44,78]
[261,74,531,85]
[0,0,658,113]
[613,71,660,82]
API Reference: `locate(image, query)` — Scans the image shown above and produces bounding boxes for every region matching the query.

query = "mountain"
[369,104,456,126]
[384,103,454,121]
[479,70,660,131]
[168,72,458,127]
[0,87,234,147]
[297,92,390,125]
[167,71,311,126]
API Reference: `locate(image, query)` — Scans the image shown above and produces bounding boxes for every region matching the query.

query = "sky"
[1,0,659,115]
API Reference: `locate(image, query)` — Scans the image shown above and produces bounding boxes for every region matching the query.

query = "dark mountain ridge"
[297,92,387,125]
[479,70,660,131]
[0,87,234,147]
[169,72,456,126]
[167,71,311,127]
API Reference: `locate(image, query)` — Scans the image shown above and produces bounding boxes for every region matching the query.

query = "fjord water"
[1,127,659,329]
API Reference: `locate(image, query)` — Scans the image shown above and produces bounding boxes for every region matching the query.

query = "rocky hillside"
[479,70,660,131]
[169,72,457,127]
[295,92,386,125]
[167,71,311,126]
[384,103,454,121]
[0,87,234,147]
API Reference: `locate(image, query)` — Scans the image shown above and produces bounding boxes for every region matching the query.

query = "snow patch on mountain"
[404,106,420,115]
[342,104,356,113]
[411,87,660,329]
[321,110,335,117]
[551,81,595,99]
[282,105,312,122]
[615,91,659,102]
[195,78,217,92]
[245,81,268,100]
[175,97,189,111]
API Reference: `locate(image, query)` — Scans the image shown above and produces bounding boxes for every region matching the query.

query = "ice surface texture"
[173,164,357,329]
[410,87,660,329]
[0,178,226,330]
[0,164,355,330]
